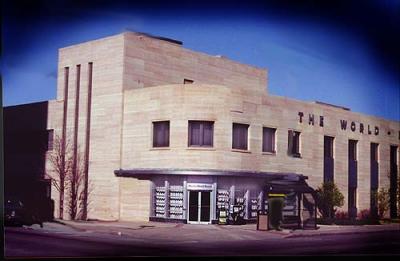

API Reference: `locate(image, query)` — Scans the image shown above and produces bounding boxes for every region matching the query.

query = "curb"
[284,228,399,238]
[50,220,87,232]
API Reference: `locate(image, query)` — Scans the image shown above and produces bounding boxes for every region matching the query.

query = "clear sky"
[2,1,399,121]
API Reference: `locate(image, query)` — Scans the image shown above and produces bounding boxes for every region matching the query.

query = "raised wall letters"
[296,112,390,137]
[340,120,347,130]
[309,114,314,125]
[351,121,356,132]
[298,112,304,123]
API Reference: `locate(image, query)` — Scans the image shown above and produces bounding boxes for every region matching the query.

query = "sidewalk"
[286,223,400,238]
[49,219,400,239]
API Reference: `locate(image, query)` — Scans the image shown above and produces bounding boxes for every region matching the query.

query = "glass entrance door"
[188,191,211,224]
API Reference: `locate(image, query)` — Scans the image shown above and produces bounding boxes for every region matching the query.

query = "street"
[5,223,400,257]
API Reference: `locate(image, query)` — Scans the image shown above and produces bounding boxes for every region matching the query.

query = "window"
[324,136,334,159]
[348,187,357,210]
[371,143,379,162]
[153,121,170,147]
[184,78,194,84]
[47,129,54,151]
[262,127,276,153]
[349,139,358,161]
[188,121,214,147]
[324,136,335,183]
[288,130,301,157]
[232,123,249,150]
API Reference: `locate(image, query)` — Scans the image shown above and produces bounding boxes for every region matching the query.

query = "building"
[5,31,399,225]
[4,101,53,221]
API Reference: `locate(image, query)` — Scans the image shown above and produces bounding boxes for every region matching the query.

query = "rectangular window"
[324,136,335,183]
[324,136,334,159]
[232,123,249,150]
[153,121,170,147]
[348,187,357,209]
[349,139,358,161]
[390,145,398,218]
[288,130,301,157]
[262,127,276,153]
[371,143,379,162]
[47,129,54,151]
[188,121,214,147]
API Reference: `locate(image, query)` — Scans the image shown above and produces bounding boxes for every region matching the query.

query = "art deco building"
[6,32,399,225]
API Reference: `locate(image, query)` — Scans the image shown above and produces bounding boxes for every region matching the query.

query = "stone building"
[10,31,399,224]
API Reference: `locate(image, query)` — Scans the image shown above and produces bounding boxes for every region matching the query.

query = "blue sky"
[2,1,399,121]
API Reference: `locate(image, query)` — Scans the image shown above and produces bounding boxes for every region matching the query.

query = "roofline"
[3,100,49,109]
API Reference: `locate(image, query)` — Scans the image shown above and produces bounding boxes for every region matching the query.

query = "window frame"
[349,139,358,161]
[324,136,335,159]
[288,130,301,157]
[262,127,276,153]
[232,123,250,151]
[371,142,379,163]
[188,120,214,147]
[152,121,170,148]
[47,129,54,151]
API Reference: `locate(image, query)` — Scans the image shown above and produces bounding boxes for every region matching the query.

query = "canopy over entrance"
[115,168,317,229]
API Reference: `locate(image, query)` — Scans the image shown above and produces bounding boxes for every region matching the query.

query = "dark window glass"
[371,143,379,162]
[349,139,358,161]
[188,121,214,147]
[390,145,398,165]
[47,129,54,151]
[262,127,276,153]
[232,123,249,150]
[200,191,211,222]
[348,187,357,210]
[324,136,334,159]
[288,130,301,157]
[153,121,170,147]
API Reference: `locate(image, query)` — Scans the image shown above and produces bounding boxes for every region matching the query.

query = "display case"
[169,185,184,219]
[155,186,166,217]
[217,189,230,224]
[249,198,258,219]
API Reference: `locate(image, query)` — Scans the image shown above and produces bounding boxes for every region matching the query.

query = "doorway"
[188,191,211,224]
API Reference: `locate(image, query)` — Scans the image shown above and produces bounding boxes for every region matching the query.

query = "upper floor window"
[262,127,276,153]
[324,136,334,159]
[349,139,358,161]
[153,121,170,147]
[371,143,379,162]
[288,130,301,157]
[188,121,214,147]
[232,123,249,150]
[47,129,54,151]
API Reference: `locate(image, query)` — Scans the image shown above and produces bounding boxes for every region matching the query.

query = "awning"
[265,179,316,195]
[114,168,308,182]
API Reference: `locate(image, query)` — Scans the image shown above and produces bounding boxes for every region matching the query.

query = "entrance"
[188,191,211,224]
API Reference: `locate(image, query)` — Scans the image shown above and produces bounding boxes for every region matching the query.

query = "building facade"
[29,32,399,223]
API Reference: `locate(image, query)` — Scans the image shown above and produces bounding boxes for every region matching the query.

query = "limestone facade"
[44,32,399,221]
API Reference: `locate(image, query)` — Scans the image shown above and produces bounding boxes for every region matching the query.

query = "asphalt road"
[5,226,400,257]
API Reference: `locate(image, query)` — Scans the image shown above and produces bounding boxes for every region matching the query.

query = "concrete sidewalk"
[47,219,399,239]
